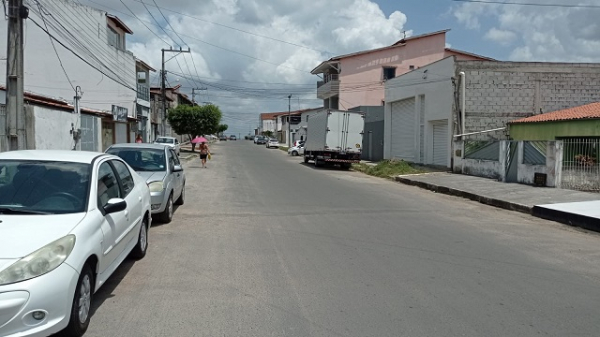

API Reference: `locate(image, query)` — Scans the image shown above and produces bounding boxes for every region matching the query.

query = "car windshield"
[0,160,90,214]
[155,137,174,144]
[107,148,166,172]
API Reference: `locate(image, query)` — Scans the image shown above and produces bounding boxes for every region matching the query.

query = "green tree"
[217,124,228,136]
[167,104,222,151]
[262,130,274,138]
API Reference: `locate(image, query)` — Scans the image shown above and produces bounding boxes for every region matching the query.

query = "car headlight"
[0,235,76,286]
[148,181,164,192]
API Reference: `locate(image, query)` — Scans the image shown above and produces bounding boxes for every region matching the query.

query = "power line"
[36,1,74,91]
[28,16,137,92]
[451,0,600,9]
[130,0,333,55]
[118,0,169,45]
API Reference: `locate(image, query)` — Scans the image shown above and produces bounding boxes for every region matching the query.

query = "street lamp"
[288,94,292,146]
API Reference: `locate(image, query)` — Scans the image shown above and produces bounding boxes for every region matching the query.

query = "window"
[111,160,135,197]
[98,162,121,207]
[409,65,415,70]
[107,26,122,49]
[383,67,396,80]
[170,149,180,166]
[167,150,176,170]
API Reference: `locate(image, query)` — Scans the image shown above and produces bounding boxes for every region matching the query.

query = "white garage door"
[432,121,448,167]
[390,98,416,161]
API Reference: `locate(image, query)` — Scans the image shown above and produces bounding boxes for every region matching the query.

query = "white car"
[288,145,305,156]
[0,150,152,337]
[154,136,180,155]
[266,138,280,148]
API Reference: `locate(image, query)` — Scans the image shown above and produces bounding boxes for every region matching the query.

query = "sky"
[72,0,600,136]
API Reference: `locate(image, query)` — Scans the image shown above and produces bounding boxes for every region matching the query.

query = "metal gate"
[561,138,600,192]
[80,114,99,152]
[390,98,415,161]
[432,121,448,166]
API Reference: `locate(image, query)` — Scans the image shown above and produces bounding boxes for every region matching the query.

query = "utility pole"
[5,0,28,151]
[161,47,190,136]
[191,87,207,105]
[72,86,82,151]
[287,94,292,146]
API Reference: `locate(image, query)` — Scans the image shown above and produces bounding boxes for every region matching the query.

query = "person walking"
[135,134,143,143]
[199,141,210,168]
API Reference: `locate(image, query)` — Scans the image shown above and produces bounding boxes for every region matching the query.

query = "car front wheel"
[62,264,94,337]
[130,217,149,260]
[158,194,173,223]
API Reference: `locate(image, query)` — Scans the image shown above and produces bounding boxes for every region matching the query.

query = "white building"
[0,0,140,151]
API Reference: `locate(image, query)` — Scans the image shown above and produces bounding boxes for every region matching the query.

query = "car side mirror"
[104,198,127,214]
[173,164,183,172]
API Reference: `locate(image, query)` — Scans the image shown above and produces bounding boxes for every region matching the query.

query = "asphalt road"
[85,140,600,337]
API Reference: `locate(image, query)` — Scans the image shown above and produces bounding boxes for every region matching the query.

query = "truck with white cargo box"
[304,109,364,169]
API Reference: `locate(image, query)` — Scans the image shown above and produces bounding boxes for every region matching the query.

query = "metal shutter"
[390,98,415,161]
[432,121,448,166]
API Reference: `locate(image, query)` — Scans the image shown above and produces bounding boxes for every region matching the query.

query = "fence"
[560,138,600,192]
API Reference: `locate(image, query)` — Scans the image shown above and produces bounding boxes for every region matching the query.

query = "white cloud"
[454,0,600,62]
[484,28,516,46]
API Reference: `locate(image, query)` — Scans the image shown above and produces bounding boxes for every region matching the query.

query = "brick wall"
[456,61,600,139]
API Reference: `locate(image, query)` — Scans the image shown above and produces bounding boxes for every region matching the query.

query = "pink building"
[311,30,493,110]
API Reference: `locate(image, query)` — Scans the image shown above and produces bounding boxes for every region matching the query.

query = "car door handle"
[138,196,142,203]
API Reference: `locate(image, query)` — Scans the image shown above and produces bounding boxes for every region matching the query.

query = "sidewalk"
[395,173,600,232]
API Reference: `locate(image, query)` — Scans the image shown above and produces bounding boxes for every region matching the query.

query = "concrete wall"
[456,61,600,140]
[0,0,136,116]
[32,106,80,150]
[509,119,600,140]
[455,140,563,187]
[384,56,455,167]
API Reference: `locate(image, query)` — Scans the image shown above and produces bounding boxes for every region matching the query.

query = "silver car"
[154,136,180,155]
[106,143,185,223]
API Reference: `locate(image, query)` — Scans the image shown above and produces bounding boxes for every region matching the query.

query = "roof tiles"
[510,102,600,124]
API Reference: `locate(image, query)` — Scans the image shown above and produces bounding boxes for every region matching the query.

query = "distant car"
[229,135,237,141]
[153,136,180,155]
[219,135,227,141]
[288,145,304,156]
[266,138,280,148]
[0,150,151,337]
[106,144,186,224]
[255,136,268,145]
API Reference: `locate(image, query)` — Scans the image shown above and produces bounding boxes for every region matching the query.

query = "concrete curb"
[394,176,532,214]
[532,206,600,233]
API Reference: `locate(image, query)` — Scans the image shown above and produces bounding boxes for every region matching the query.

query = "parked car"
[0,150,151,337]
[106,144,185,223]
[266,138,280,148]
[288,145,305,156]
[219,135,228,141]
[255,136,268,145]
[154,136,180,155]
[229,135,237,141]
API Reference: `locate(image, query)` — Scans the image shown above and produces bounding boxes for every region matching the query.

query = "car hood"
[0,213,86,258]
[136,171,167,183]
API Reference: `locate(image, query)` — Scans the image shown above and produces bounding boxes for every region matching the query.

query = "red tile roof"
[510,102,600,124]
[260,108,316,120]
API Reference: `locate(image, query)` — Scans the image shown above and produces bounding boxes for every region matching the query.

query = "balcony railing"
[317,79,340,99]
[137,83,150,102]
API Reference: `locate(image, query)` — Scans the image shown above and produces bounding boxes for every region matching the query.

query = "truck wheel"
[314,159,322,167]
[304,156,309,163]
[341,163,352,170]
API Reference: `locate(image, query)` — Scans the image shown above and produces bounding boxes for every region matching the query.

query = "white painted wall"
[384,57,455,167]
[0,0,136,116]
[33,106,79,150]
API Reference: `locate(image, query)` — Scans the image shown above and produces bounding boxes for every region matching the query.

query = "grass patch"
[352,160,425,178]
[279,146,289,152]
